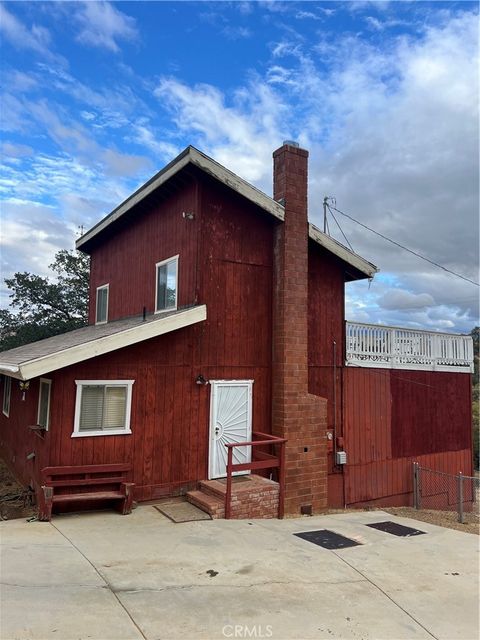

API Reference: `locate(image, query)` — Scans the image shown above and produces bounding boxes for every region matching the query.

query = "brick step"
[186,490,225,519]
[198,479,227,500]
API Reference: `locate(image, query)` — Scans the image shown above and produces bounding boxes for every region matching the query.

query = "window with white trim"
[96,284,109,324]
[37,378,51,430]
[155,256,178,313]
[2,376,11,417]
[73,380,134,437]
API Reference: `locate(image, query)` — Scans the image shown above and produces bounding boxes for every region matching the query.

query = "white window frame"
[73,380,134,438]
[2,376,11,418]
[155,255,178,314]
[96,284,109,325]
[37,378,52,430]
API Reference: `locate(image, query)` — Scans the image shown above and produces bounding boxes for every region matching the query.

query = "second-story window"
[96,284,109,324]
[155,256,178,313]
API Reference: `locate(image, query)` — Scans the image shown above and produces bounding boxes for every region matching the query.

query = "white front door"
[208,380,253,479]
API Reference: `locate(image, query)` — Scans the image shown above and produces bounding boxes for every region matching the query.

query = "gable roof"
[0,305,206,381]
[76,145,377,280]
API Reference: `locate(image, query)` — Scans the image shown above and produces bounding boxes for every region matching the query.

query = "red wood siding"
[343,367,473,506]
[0,175,276,500]
[308,245,346,499]
[88,177,199,323]
[308,243,346,370]
[391,370,472,457]
[0,376,51,488]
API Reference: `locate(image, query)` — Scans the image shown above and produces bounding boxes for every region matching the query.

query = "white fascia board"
[1,305,207,382]
[77,152,192,250]
[188,148,284,221]
[76,147,284,250]
[309,223,377,278]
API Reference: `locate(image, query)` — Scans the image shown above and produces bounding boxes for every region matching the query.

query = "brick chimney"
[272,141,328,515]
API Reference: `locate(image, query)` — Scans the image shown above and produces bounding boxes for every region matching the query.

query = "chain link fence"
[413,462,479,524]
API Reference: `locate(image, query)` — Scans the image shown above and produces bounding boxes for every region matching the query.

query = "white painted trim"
[37,378,52,430]
[1,305,207,381]
[188,148,284,220]
[208,379,254,480]
[309,223,377,278]
[345,360,473,374]
[2,376,11,418]
[155,255,179,314]
[73,379,134,437]
[95,284,109,325]
[0,365,19,375]
[76,146,284,251]
[74,145,377,282]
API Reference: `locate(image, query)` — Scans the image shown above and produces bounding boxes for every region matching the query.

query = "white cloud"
[377,289,435,310]
[154,77,288,185]
[222,25,252,39]
[74,1,138,53]
[1,142,33,159]
[0,4,51,56]
[150,9,478,332]
[295,11,322,21]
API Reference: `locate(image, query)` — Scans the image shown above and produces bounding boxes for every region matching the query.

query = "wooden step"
[186,490,225,519]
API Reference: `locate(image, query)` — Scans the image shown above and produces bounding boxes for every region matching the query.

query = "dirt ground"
[0,458,36,521]
[383,506,479,535]
[0,457,478,534]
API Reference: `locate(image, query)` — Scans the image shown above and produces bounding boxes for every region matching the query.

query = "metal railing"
[346,322,474,372]
[225,431,287,520]
[413,462,479,524]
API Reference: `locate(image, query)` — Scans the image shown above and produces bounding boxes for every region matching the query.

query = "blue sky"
[0,1,478,332]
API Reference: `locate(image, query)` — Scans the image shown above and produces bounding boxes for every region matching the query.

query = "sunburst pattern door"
[209,380,253,479]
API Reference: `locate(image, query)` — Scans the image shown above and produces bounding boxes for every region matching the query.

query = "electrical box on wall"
[336,451,347,465]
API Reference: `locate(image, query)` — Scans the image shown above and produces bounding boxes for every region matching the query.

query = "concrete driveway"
[1,506,478,640]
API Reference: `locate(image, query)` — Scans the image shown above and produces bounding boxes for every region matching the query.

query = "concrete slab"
[1,507,478,640]
[1,585,144,640]
[119,579,430,640]
[154,499,211,522]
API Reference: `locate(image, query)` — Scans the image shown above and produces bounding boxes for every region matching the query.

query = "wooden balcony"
[346,321,474,373]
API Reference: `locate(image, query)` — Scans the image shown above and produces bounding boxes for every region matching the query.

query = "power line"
[328,207,354,252]
[328,204,479,287]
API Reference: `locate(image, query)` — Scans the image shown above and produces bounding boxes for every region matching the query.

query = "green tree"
[1,250,90,351]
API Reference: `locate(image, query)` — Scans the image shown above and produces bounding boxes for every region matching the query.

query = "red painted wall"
[0,174,275,500]
[88,175,199,323]
[0,376,51,489]
[343,367,473,507]
[0,170,473,510]
[308,244,346,506]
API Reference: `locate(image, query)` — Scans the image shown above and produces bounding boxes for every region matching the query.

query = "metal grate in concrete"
[294,529,362,550]
[366,521,426,537]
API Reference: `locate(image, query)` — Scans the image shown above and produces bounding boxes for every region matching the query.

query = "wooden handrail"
[224,434,287,520]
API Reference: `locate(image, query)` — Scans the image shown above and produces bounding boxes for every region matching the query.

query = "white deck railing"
[346,322,474,373]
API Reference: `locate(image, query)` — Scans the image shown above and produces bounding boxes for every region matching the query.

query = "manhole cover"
[294,529,362,550]
[366,521,426,537]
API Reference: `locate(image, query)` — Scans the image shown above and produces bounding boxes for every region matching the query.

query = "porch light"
[195,374,209,386]
[19,380,30,401]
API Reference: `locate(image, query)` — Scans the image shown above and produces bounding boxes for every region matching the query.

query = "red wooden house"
[0,142,474,518]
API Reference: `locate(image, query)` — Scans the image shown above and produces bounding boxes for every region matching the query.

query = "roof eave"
[309,223,378,280]
[76,146,284,252]
[0,305,207,381]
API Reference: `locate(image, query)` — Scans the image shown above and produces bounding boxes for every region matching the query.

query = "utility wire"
[328,204,479,287]
[328,206,354,252]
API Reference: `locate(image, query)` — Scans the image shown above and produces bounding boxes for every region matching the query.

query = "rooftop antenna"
[323,196,336,234]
